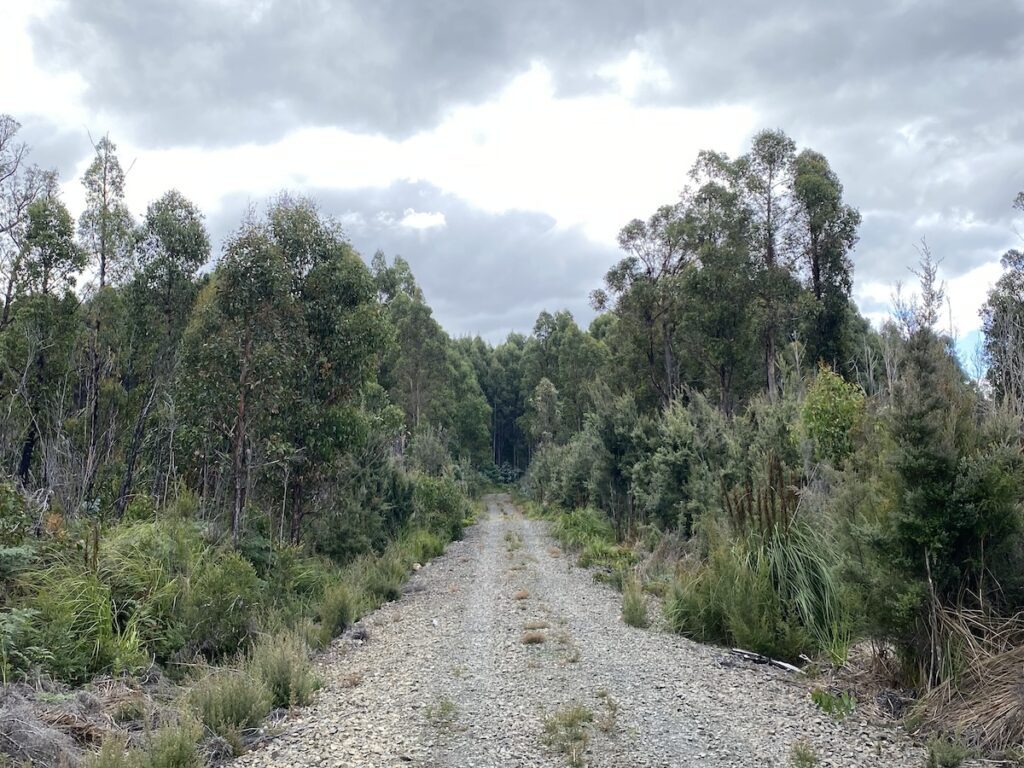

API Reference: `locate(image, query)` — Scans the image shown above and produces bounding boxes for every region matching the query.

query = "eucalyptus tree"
[591,202,691,404]
[792,149,860,367]
[78,135,134,502]
[8,194,85,483]
[0,115,56,329]
[114,190,209,515]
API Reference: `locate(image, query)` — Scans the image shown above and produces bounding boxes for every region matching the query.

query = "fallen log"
[729,648,805,674]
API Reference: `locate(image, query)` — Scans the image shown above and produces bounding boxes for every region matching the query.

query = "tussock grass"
[621,578,648,628]
[520,631,546,645]
[542,704,593,767]
[512,589,530,601]
[790,739,819,767]
[317,583,355,643]
[524,619,550,630]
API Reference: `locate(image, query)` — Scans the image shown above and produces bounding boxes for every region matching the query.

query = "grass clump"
[513,589,529,601]
[318,583,355,642]
[925,735,971,768]
[521,630,546,645]
[790,739,819,767]
[524,619,550,630]
[621,578,648,628]
[360,553,407,605]
[425,696,459,729]
[401,528,446,563]
[186,668,272,755]
[595,689,618,733]
[543,703,593,767]
[248,631,320,709]
[664,525,849,663]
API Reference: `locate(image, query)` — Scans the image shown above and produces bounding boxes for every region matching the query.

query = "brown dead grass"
[521,631,546,645]
[548,547,562,557]
[524,619,550,631]
[513,589,530,600]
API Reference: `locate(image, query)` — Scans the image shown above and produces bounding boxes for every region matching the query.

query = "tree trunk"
[231,330,252,547]
[114,382,158,518]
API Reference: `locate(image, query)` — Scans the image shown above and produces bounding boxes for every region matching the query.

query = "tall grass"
[665,523,850,663]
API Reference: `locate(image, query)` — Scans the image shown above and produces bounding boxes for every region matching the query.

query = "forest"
[2,113,1024,764]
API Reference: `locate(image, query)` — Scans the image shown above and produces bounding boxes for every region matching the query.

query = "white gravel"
[233,494,926,767]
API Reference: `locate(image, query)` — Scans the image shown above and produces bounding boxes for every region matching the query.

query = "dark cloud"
[207,181,614,341]
[25,0,1024,326]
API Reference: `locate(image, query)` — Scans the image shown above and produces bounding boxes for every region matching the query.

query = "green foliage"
[810,688,856,720]
[317,583,355,641]
[413,473,466,542]
[187,668,272,754]
[248,630,320,709]
[136,720,204,768]
[185,551,262,659]
[665,525,849,662]
[790,740,819,768]
[925,735,970,768]
[801,364,865,464]
[542,704,594,767]
[621,578,648,628]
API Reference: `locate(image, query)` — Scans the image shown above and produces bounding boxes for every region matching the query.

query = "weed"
[425,696,459,729]
[925,735,971,768]
[524,619,550,630]
[790,739,819,767]
[810,688,856,721]
[543,704,593,767]
[248,631,320,709]
[521,631,546,645]
[513,589,530,601]
[621,578,648,628]
[595,689,618,733]
[504,531,523,551]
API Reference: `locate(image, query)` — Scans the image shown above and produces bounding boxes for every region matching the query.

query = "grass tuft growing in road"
[543,703,594,767]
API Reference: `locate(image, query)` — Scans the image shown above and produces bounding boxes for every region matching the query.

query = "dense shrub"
[412,474,466,541]
[185,552,262,659]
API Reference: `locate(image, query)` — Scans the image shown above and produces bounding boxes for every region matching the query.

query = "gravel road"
[234,494,925,767]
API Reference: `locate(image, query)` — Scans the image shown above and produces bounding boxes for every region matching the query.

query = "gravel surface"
[234,494,926,767]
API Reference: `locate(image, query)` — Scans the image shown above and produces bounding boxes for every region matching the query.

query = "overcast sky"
[4,0,1023,346]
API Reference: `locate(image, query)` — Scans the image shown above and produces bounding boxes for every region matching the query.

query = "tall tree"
[78,136,134,502]
[0,115,56,328]
[792,149,861,367]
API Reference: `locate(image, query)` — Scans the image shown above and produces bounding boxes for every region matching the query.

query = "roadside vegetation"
[0,117,489,766]
[508,135,1024,759]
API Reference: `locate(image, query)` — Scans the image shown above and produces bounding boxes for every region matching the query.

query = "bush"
[412,474,466,541]
[359,553,407,605]
[186,668,272,754]
[248,631,319,709]
[621,578,648,628]
[401,528,445,563]
[137,720,204,768]
[185,551,262,659]
[318,583,355,641]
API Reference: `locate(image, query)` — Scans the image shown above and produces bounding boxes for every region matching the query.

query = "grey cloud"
[207,181,614,341]
[25,0,1024,326]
